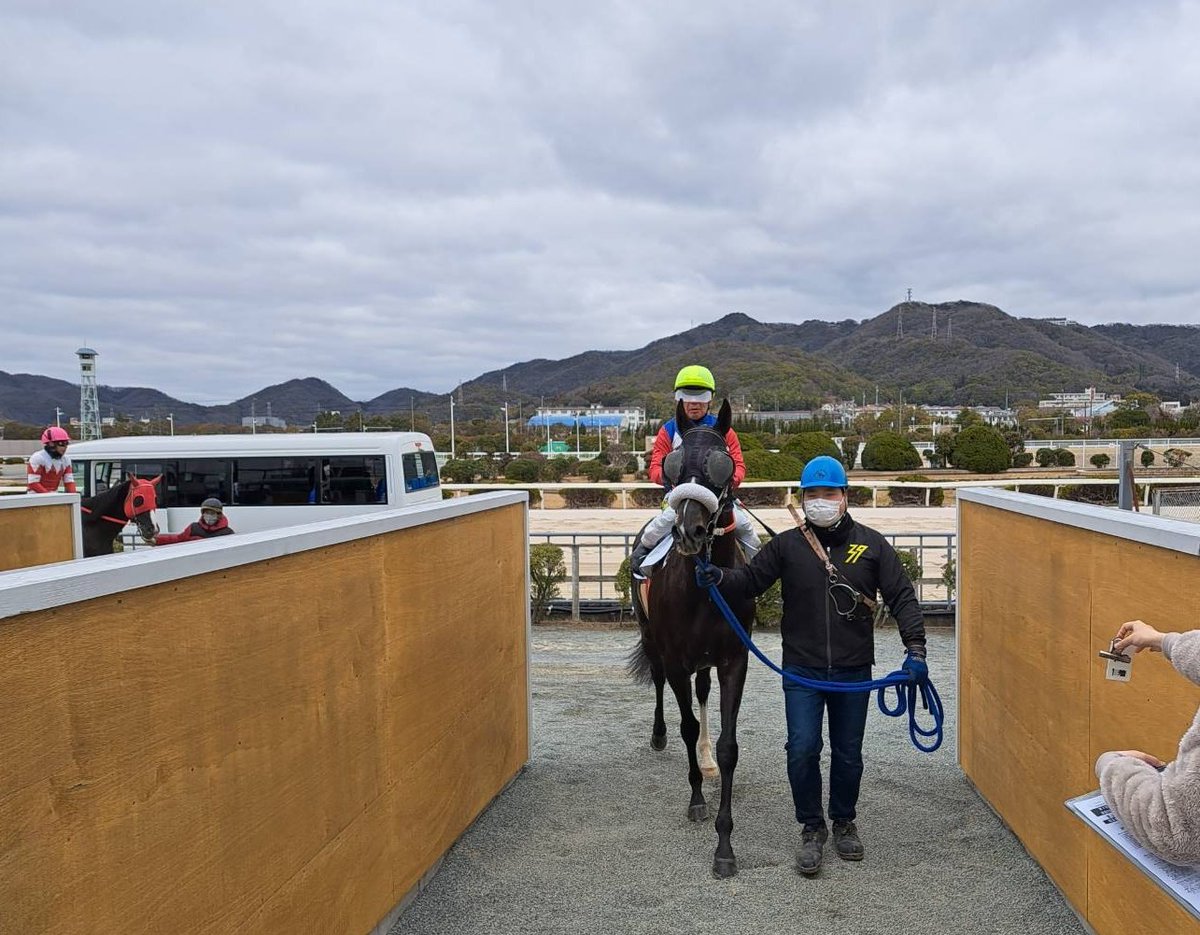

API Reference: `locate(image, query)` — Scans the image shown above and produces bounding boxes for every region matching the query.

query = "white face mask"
[201,512,220,526]
[803,498,844,528]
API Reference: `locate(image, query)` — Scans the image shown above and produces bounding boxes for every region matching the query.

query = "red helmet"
[41,426,71,445]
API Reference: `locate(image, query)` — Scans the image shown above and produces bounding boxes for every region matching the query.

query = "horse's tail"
[626,638,656,685]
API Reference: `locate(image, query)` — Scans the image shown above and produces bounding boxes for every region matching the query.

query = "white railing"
[444,475,1200,509]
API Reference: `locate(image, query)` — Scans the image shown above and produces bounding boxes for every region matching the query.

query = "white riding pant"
[641,501,759,559]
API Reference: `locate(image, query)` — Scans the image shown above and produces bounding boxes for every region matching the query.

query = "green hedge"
[743,449,803,482]
[781,432,842,467]
[563,488,616,508]
[861,432,921,471]
[888,474,944,506]
[951,425,1010,473]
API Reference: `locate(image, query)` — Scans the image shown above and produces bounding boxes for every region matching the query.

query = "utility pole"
[931,307,938,340]
[54,406,64,427]
[449,395,456,458]
[501,403,510,454]
[168,413,175,436]
[251,399,257,434]
[410,395,415,431]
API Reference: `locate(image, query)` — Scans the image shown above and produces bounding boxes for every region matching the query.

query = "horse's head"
[123,473,161,540]
[663,399,735,556]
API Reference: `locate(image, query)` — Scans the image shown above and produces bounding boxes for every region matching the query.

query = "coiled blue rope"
[696,560,944,753]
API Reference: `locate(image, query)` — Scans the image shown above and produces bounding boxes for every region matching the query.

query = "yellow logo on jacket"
[845,544,868,564]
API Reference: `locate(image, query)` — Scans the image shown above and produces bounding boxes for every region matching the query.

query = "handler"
[696,455,928,876]
[147,498,234,545]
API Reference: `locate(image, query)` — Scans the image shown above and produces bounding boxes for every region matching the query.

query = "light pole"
[54,406,64,427]
[575,411,581,454]
[449,394,456,459]
[502,402,510,454]
[168,413,174,436]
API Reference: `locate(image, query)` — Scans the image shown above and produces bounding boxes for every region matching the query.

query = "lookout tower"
[76,346,102,441]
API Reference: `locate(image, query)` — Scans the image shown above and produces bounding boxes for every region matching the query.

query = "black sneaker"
[832,819,864,861]
[796,824,828,876]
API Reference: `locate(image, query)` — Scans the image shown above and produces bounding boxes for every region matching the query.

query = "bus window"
[91,461,114,493]
[324,455,387,504]
[402,451,440,493]
[233,458,315,505]
[177,459,233,506]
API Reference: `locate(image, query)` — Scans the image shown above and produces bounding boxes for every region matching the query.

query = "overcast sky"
[3,1,1199,403]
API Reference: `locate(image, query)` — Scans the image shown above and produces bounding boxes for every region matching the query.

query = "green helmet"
[674,365,716,402]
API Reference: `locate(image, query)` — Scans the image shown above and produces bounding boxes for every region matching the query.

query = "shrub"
[1009,484,1055,497]
[754,535,783,627]
[631,487,666,508]
[504,458,541,482]
[1165,448,1193,469]
[781,431,842,467]
[2,457,25,465]
[951,425,1011,473]
[896,548,922,583]
[1089,453,1111,470]
[737,486,787,507]
[942,557,956,599]
[1035,448,1057,468]
[888,474,944,506]
[841,435,862,468]
[1059,484,1118,504]
[579,459,622,482]
[563,488,616,508]
[530,544,566,623]
[440,458,478,483]
[1012,452,1034,468]
[542,458,574,482]
[847,486,873,506]
[860,432,921,471]
[615,556,632,608]
[1054,448,1076,467]
[743,449,804,481]
[1141,449,1157,468]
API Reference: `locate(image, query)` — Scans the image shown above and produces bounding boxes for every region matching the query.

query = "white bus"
[68,433,441,535]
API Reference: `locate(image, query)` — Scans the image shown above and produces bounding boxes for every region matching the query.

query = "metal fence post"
[570,543,581,619]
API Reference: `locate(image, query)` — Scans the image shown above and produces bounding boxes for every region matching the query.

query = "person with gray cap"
[147,498,235,545]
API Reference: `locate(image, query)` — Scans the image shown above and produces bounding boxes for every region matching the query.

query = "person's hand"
[1114,750,1166,768]
[695,565,723,588]
[1114,620,1166,655]
[902,654,929,685]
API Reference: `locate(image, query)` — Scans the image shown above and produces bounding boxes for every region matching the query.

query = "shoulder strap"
[786,504,878,610]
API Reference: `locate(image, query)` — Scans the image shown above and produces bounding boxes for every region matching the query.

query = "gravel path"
[391,627,1085,935]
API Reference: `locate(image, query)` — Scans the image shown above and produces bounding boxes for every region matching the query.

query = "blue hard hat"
[799,455,848,489]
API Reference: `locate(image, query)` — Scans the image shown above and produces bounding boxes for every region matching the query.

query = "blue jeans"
[783,665,873,828]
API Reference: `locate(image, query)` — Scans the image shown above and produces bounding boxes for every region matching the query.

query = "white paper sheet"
[1066,790,1200,920]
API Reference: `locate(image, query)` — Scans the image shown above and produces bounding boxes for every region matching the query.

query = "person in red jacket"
[149,498,235,545]
[27,426,77,493]
[633,365,757,575]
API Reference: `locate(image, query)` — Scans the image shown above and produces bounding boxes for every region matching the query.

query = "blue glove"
[902,653,929,685]
[695,565,724,589]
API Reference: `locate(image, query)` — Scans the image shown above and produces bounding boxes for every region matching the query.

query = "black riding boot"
[629,539,652,579]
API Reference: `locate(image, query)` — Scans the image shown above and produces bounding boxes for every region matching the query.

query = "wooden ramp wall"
[0,493,81,571]
[958,490,1200,935]
[0,493,529,935]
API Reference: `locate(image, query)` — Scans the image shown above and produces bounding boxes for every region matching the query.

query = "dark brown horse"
[629,399,756,878]
[80,474,161,557]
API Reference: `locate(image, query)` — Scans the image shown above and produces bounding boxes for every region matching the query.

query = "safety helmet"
[200,497,224,514]
[799,455,848,489]
[41,426,71,445]
[674,365,716,403]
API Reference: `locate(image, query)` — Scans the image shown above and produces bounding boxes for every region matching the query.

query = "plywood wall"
[959,500,1200,934]
[0,502,528,935]
[0,499,76,572]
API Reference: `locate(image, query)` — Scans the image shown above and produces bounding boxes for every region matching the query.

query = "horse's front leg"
[712,652,748,878]
[666,671,706,822]
[695,667,718,777]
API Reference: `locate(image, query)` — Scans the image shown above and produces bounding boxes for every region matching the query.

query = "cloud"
[1,0,1198,403]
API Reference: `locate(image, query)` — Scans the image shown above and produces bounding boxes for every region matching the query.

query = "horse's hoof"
[687,803,708,822]
[700,764,719,779]
[650,734,667,751]
[712,857,737,879]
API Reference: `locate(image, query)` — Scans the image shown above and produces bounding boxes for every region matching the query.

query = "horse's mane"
[80,477,130,520]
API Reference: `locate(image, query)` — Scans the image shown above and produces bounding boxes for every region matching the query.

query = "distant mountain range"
[3,301,1198,427]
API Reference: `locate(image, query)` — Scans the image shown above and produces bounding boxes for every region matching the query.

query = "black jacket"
[718,512,926,669]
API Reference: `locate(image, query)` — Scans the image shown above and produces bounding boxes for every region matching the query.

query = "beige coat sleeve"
[1095,630,1200,866]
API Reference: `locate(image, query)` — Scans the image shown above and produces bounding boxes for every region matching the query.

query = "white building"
[1038,387,1122,410]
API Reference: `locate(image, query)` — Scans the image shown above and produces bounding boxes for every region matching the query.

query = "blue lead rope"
[696,560,944,753]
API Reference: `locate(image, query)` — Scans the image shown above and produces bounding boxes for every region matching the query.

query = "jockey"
[27,426,77,493]
[634,365,758,573]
